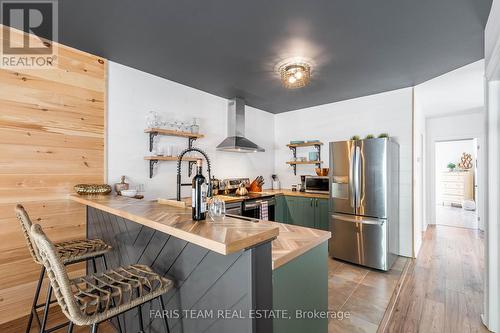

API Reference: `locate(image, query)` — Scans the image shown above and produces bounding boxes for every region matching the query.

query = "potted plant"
[447,163,456,171]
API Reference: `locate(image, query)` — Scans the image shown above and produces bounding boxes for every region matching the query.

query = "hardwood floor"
[384,225,488,333]
[1,225,486,332]
[328,256,409,332]
[0,305,116,332]
[436,205,479,229]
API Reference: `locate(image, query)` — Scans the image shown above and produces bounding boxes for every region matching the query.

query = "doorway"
[434,139,479,229]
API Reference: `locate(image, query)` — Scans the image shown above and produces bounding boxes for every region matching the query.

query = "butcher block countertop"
[71,195,330,270]
[263,189,329,199]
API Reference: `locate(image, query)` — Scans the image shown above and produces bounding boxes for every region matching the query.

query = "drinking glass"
[146,111,159,128]
[208,197,226,221]
[191,118,199,134]
[174,120,183,132]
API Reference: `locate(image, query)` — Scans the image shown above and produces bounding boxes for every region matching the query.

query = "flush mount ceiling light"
[278,62,311,89]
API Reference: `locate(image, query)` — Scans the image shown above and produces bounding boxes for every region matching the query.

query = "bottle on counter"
[192,159,207,221]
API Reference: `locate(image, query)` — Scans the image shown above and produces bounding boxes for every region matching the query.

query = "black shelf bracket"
[287,143,322,175]
[149,132,159,152]
[149,159,159,178]
[188,137,197,149]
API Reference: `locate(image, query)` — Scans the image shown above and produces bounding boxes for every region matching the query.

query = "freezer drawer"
[329,213,389,270]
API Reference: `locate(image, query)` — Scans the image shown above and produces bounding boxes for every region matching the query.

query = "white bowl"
[121,189,137,197]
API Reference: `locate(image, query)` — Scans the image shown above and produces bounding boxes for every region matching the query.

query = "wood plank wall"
[0,25,106,324]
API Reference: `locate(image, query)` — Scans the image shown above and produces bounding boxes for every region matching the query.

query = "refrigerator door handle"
[331,214,385,226]
[354,146,361,208]
[349,145,356,208]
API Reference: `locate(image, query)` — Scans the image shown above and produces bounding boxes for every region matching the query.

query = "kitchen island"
[71,195,330,333]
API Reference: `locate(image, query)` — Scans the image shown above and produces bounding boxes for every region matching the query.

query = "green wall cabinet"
[274,195,329,231]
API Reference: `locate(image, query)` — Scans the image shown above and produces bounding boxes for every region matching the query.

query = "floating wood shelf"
[144,128,204,139]
[145,128,204,178]
[144,156,198,162]
[144,156,199,178]
[286,141,323,175]
[286,161,323,165]
[286,142,323,148]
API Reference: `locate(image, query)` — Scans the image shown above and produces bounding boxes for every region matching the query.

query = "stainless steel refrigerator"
[329,138,399,271]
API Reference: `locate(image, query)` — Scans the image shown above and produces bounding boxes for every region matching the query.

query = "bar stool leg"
[101,255,123,333]
[159,296,170,333]
[90,323,98,333]
[26,266,45,333]
[138,304,144,332]
[91,257,98,273]
[40,284,52,333]
[101,255,108,270]
[67,322,74,333]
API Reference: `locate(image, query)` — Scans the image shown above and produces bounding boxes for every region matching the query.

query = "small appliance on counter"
[304,176,329,194]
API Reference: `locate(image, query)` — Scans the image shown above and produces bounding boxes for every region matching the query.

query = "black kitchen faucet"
[176,147,212,201]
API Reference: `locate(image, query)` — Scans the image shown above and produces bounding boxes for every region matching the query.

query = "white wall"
[424,112,486,227]
[413,89,425,255]
[485,3,500,328]
[107,61,275,199]
[415,60,486,235]
[434,139,476,204]
[274,87,414,257]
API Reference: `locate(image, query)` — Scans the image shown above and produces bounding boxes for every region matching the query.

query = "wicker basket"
[74,184,112,195]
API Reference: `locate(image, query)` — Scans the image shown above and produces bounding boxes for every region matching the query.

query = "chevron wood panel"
[87,207,273,333]
[0,24,106,324]
[270,222,331,269]
[72,195,280,255]
[73,195,331,271]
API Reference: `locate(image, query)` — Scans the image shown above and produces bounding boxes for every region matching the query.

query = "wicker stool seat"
[15,204,112,333]
[31,224,174,333]
[55,239,111,264]
[70,265,173,325]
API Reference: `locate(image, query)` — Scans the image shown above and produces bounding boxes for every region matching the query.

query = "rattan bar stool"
[30,223,174,333]
[15,204,113,333]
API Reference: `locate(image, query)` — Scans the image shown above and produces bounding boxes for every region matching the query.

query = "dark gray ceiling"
[56,0,491,113]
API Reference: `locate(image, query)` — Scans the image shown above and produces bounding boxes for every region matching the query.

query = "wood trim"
[376,258,413,333]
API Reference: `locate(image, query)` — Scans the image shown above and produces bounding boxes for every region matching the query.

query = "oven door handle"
[244,199,275,210]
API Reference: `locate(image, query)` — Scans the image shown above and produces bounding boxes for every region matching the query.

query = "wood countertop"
[71,195,330,270]
[262,189,329,199]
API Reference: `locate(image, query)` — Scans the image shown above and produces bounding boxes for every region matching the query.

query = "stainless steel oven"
[304,176,329,194]
[242,197,275,221]
[225,201,242,215]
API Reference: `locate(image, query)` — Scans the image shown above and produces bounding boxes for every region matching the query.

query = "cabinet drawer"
[442,182,464,190]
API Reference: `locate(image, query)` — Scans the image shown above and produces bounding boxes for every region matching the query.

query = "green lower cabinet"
[300,197,316,228]
[314,198,330,231]
[275,195,288,223]
[276,195,329,231]
[272,242,329,333]
[285,196,302,225]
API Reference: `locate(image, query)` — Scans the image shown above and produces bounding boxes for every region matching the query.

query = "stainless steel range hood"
[216,97,265,153]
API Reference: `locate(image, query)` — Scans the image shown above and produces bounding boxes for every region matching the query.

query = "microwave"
[304,176,329,194]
